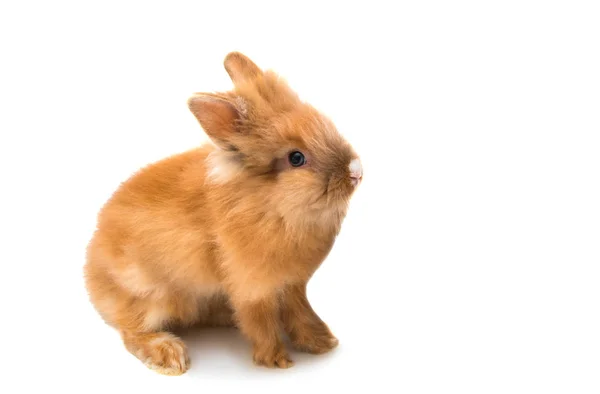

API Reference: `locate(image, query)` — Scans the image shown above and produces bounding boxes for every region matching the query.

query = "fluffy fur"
[84,52,363,375]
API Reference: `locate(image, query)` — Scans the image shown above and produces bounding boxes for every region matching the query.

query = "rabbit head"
[188,52,362,229]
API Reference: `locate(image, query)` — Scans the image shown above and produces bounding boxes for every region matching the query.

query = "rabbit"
[84,51,363,375]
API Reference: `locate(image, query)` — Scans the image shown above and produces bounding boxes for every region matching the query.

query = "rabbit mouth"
[309,179,353,210]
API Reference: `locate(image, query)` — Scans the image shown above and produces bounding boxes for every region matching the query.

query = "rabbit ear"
[187,94,240,146]
[224,52,263,86]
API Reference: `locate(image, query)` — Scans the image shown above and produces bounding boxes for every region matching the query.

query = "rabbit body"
[84,52,362,375]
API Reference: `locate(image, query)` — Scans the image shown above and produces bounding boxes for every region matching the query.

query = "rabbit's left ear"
[224,52,263,86]
[187,94,241,148]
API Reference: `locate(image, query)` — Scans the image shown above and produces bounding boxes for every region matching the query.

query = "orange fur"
[84,52,362,374]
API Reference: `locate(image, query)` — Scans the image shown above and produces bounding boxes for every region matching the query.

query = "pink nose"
[349,158,363,187]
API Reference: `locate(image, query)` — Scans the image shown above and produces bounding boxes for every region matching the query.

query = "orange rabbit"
[84,52,363,375]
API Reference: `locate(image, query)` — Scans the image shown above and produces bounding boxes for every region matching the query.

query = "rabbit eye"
[288,151,306,167]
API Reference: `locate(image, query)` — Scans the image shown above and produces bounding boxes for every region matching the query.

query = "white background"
[1,1,599,393]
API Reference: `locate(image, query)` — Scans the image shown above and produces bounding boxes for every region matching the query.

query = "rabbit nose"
[349,158,363,186]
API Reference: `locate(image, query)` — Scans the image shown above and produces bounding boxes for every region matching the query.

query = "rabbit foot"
[292,331,339,354]
[252,346,294,368]
[123,331,190,376]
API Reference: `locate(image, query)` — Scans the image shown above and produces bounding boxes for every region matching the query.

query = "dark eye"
[288,151,306,167]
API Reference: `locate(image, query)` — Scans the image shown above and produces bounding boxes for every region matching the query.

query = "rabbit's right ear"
[187,94,240,146]
[224,52,263,86]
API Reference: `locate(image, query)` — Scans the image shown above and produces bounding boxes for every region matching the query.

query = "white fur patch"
[206,149,242,184]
